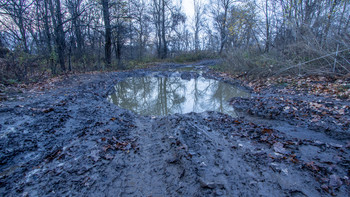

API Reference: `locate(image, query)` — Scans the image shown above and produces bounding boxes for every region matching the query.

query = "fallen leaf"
[321,184,329,192]
[262,128,273,134]
[103,145,112,152]
[337,109,345,115]
[305,161,319,172]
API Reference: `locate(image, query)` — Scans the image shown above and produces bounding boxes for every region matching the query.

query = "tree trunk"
[48,0,66,72]
[102,0,112,67]
[153,0,162,58]
[344,14,350,33]
[55,0,66,72]
[338,0,347,35]
[194,0,202,52]
[43,0,54,74]
[71,1,83,56]
[18,10,28,53]
[161,0,167,59]
[114,26,122,68]
[219,0,229,55]
[323,0,337,46]
[10,0,29,53]
[264,0,270,53]
[139,15,144,59]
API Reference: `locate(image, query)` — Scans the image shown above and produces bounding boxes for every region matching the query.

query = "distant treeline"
[0,0,349,82]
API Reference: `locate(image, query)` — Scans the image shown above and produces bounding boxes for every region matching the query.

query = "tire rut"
[111,117,171,196]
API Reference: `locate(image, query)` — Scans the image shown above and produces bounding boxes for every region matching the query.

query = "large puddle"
[108,75,250,116]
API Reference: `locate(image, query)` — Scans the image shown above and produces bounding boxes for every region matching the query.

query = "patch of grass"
[126,56,165,69]
[125,51,219,70]
[6,79,19,85]
[337,93,349,99]
[276,82,289,87]
[172,51,219,63]
[341,84,350,90]
[218,49,296,80]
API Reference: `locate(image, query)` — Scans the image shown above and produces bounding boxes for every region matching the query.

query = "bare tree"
[0,0,348,79]
[48,0,66,72]
[264,0,270,52]
[130,0,151,59]
[161,0,167,58]
[152,0,175,59]
[152,0,167,58]
[1,0,33,53]
[211,0,231,54]
[323,0,340,46]
[193,0,205,52]
[101,0,112,67]
[42,0,54,72]
[66,0,84,56]
[111,0,130,67]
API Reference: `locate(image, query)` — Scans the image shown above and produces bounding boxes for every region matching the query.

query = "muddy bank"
[231,94,350,139]
[0,61,349,196]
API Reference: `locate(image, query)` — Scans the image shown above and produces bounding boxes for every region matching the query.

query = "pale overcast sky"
[182,0,195,20]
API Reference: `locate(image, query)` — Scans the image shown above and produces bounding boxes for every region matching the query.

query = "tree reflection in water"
[107,76,250,116]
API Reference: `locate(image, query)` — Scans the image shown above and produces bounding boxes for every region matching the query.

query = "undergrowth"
[217,43,350,80]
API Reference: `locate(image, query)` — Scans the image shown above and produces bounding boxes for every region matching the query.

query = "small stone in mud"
[273,142,287,154]
[214,188,225,196]
[249,181,257,186]
[166,156,179,164]
[329,174,343,188]
[103,154,114,160]
[321,184,329,192]
[42,108,54,113]
[90,150,100,162]
[199,179,216,189]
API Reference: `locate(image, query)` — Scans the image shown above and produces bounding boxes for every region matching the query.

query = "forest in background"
[0,0,349,84]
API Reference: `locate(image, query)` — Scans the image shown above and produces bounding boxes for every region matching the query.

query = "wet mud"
[0,60,349,196]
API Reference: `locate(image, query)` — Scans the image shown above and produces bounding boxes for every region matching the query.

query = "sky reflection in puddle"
[108,76,250,116]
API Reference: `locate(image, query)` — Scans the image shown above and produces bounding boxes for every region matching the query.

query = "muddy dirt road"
[0,61,349,196]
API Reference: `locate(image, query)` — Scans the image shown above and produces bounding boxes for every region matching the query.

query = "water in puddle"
[107,76,250,116]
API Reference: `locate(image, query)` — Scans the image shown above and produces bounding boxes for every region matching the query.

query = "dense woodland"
[0,0,349,83]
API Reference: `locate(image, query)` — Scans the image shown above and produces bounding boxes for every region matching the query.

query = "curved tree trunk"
[102,0,112,67]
